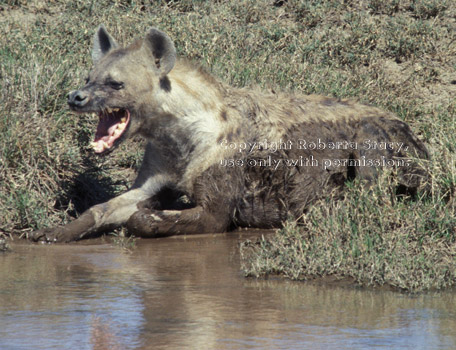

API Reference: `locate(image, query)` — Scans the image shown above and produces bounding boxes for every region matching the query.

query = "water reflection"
[0,233,455,350]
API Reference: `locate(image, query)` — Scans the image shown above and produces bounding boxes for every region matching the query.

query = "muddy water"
[1,233,456,350]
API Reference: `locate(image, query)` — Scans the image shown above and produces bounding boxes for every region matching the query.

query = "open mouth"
[90,108,130,154]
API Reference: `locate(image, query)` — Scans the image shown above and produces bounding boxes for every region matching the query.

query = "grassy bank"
[240,172,456,292]
[1,0,455,291]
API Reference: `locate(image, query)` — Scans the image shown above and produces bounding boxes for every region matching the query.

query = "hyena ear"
[92,25,118,64]
[142,28,176,77]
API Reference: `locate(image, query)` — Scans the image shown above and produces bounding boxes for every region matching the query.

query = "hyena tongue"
[91,109,130,153]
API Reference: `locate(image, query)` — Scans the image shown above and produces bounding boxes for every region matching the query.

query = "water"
[1,232,455,350]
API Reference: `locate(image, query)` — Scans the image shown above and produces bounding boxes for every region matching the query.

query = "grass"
[0,0,455,291]
[241,170,456,292]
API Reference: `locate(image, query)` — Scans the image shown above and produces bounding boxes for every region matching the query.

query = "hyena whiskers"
[30,25,429,242]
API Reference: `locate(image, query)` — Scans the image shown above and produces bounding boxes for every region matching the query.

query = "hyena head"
[67,25,176,154]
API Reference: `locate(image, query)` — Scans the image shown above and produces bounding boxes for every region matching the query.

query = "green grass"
[1,0,455,291]
[241,170,456,292]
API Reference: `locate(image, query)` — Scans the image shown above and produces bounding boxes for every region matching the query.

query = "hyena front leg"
[126,206,231,238]
[125,166,239,237]
[29,175,167,242]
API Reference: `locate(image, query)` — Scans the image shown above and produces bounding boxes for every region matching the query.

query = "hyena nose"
[67,90,89,108]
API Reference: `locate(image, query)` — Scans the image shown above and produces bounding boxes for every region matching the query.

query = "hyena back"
[30,26,429,242]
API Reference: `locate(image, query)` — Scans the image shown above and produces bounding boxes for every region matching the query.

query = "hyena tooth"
[117,123,126,131]
[106,107,113,114]
[113,108,120,112]
[114,129,123,137]
[102,141,110,149]
[121,117,127,123]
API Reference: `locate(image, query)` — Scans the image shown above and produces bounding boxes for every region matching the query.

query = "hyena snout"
[68,90,89,109]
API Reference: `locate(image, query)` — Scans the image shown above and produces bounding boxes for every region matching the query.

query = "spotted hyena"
[30,26,429,242]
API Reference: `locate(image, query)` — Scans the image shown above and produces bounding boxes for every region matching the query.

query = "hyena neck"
[150,61,229,144]
[157,61,224,116]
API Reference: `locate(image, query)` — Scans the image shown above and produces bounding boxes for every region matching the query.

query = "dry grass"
[1,0,455,290]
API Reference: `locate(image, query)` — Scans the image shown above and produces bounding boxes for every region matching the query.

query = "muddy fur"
[30,26,429,242]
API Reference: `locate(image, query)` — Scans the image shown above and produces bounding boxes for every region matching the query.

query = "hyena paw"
[28,227,72,243]
[126,209,162,238]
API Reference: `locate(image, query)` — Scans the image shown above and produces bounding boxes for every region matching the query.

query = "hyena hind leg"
[126,206,231,238]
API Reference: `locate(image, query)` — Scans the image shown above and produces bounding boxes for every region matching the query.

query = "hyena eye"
[107,80,124,90]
